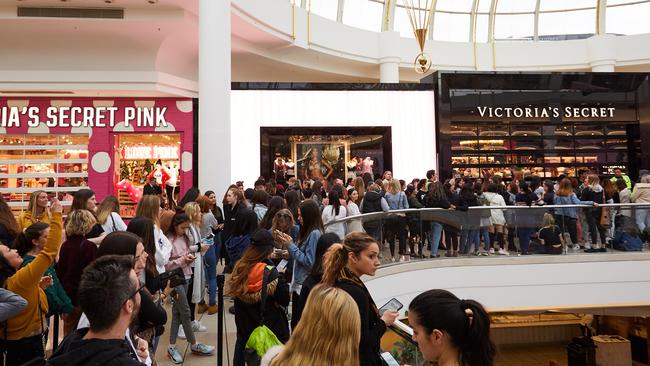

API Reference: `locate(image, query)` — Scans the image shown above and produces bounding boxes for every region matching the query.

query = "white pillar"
[199,0,231,197]
[587,34,616,72]
[378,31,401,83]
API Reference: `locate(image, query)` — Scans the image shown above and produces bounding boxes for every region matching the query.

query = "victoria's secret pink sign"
[0,98,194,201]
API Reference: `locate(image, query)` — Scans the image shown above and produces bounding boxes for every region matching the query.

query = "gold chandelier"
[401,0,436,74]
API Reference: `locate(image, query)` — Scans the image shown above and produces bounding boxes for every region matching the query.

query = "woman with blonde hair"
[96,195,127,234]
[56,209,98,335]
[321,232,398,366]
[262,285,360,366]
[384,178,409,261]
[579,174,608,250]
[136,195,172,274]
[17,190,51,230]
[182,201,209,328]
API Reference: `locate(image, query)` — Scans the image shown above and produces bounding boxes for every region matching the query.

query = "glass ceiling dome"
[304,0,650,42]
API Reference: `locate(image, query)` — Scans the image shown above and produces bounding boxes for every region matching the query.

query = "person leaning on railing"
[554,178,596,250]
[631,174,650,235]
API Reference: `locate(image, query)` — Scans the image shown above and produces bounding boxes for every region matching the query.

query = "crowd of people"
[1,165,648,365]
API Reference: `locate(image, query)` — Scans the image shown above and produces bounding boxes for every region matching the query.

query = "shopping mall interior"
[1,0,650,365]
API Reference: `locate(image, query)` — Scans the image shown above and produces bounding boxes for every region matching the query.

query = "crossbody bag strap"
[259,267,270,326]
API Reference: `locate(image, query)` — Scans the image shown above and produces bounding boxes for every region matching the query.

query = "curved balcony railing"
[321,202,650,263]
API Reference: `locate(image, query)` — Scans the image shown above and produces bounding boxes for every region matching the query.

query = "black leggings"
[2,334,44,366]
[185,275,196,322]
[444,226,459,251]
[556,215,577,244]
[586,209,607,245]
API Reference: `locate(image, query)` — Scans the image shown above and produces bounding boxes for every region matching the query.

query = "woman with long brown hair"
[321,232,398,366]
[136,195,172,274]
[0,197,20,246]
[227,229,290,366]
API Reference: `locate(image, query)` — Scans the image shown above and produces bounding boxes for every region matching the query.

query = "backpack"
[244,266,283,366]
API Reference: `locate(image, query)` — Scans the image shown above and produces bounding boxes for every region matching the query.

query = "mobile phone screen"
[379,298,403,315]
[277,259,288,272]
[380,352,400,366]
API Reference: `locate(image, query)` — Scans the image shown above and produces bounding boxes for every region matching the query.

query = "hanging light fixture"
[401,0,435,74]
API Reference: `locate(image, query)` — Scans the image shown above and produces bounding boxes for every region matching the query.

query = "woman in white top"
[346,188,364,233]
[135,195,171,274]
[96,196,127,234]
[321,190,347,240]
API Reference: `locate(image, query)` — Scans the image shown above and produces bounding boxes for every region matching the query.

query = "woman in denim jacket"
[554,178,595,249]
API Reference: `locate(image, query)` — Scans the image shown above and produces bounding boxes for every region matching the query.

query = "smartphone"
[277,259,288,272]
[379,298,403,315]
[380,352,400,366]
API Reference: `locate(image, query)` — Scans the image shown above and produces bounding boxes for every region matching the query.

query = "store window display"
[260,128,391,183]
[0,134,89,214]
[115,133,181,216]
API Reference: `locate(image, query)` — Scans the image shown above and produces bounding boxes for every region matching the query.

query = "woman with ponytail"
[408,289,496,366]
[321,232,398,366]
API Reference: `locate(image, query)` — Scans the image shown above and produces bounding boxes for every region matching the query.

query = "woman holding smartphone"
[321,232,399,366]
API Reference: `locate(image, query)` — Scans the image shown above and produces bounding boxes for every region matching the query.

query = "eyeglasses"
[123,281,146,307]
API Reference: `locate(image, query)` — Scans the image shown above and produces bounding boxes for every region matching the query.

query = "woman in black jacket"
[322,232,399,366]
[227,229,290,366]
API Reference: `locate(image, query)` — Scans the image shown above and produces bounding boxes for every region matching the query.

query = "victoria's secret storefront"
[429,72,649,181]
[0,98,195,217]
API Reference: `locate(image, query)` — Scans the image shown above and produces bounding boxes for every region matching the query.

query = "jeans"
[171,283,196,345]
[429,222,443,256]
[460,228,480,253]
[203,243,220,305]
[480,227,491,251]
[635,209,650,232]
[517,227,535,254]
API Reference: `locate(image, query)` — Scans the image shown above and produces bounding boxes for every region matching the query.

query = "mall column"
[199,1,230,365]
[379,31,400,83]
[199,0,232,197]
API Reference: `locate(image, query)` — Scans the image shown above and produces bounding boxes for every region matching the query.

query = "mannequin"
[361,157,374,180]
[274,158,287,180]
[147,159,170,186]
[166,162,179,209]
[285,159,295,177]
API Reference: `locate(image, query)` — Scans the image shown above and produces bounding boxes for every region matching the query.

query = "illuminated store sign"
[476,106,616,118]
[122,145,179,160]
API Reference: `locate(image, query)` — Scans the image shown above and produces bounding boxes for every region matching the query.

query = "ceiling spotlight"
[104,0,114,3]
[147,0,158,3]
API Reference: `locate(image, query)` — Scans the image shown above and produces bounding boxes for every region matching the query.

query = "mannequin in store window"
[274,158,287,181]
[285,159,295,178]
[361,157,374,180]
[166,162,179,209]
[147,159,170,187]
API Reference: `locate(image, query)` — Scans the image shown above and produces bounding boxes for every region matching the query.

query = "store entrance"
[114,133,181,217]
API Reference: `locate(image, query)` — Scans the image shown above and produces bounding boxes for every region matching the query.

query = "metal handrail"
[324,202,650,227]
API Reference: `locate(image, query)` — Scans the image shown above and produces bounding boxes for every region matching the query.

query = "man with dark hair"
[47,255,146,366]
[254,179,265,191]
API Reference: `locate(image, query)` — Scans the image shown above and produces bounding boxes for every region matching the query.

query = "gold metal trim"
[307,0,311,45]
[291,0,296,40]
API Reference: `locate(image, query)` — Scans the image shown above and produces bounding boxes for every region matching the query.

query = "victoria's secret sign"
[476,106,615,118]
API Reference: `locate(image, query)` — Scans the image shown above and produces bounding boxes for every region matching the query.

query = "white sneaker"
[178,326,186,339]
[489,248,495,255]
[192,320,207,332]
[572,244,581,250]
[498,248,509,255]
